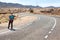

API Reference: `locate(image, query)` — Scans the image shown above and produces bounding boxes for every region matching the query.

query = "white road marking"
[44,17,56,39]
[51,28,54,31]
[49,31,52,34]
[52,26,55,29]
[52,18,56,29]
[44,35,48,39]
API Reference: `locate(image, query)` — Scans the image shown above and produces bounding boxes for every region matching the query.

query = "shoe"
[10,29,15,31]
[8,27,9,29]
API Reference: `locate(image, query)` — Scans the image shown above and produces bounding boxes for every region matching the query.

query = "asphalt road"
[47,16,60,40]
[0,13,58,40]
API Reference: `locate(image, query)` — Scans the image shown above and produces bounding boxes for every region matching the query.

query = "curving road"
[47,16,60,40]
[0,13,57,40]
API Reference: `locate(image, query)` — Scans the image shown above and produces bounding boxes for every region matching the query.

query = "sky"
[0,0,60,7]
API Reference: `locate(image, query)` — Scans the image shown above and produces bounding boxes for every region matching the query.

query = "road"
[47,16,60,40]
[0,13,59,40]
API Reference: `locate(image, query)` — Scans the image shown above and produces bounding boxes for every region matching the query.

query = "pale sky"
[0,0,60,7]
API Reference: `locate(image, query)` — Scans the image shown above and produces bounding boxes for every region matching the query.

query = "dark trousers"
[8,20,13,29]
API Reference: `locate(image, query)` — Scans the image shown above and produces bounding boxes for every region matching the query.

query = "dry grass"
[0,8,60,23]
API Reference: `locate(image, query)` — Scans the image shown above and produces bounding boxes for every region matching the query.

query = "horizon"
[0,0,60,7]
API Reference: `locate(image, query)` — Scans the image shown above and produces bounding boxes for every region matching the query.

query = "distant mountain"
[46,6,60,8]
[45,6,57,8]
[0,2,41,8]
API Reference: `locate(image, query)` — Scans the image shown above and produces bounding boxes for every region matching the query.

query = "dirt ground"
[0,16,37,28]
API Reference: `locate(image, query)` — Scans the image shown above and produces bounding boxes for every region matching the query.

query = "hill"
[0,2,41,8]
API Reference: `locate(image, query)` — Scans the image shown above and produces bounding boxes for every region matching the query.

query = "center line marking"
[52,18,56,29]
[44,35,48,39]
[51,28,54,31]
[44,17,56,39]
[49,31,52,34]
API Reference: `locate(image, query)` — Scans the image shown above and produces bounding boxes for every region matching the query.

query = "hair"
[11,13,13,14]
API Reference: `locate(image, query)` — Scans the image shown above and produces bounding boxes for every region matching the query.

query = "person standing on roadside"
[8,13,15,30]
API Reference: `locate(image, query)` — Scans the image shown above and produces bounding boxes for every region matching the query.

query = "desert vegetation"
[0,8,60,23]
